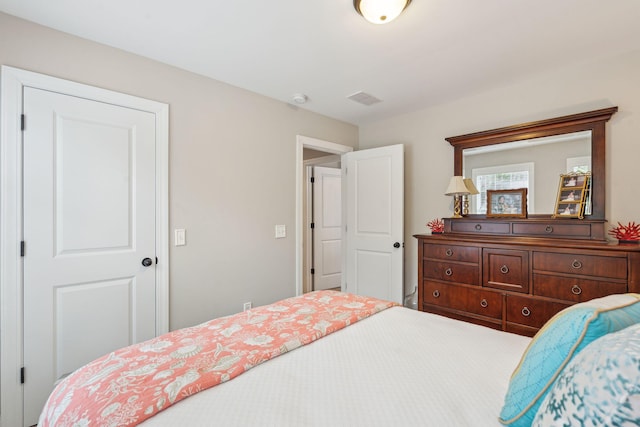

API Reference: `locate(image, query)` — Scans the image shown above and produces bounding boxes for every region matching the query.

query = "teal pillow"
[532,323,640,426]
[499,293,640,427]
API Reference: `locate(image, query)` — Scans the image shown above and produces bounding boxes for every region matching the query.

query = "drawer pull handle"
[445,268,453,276]
[433,290,440,298]
[445,249,453,257]
[571,285,583,295]
[571,260,583,269]
[545,225,554,233]
[475,224,482,231]
[521,307,531,317]
[500,265,509,274]
[480,299,488,308]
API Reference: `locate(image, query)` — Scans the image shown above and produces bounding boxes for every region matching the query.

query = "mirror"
[463,131,591,214]
[447,107,618,219]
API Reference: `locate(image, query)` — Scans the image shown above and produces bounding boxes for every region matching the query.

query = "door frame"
[0,66,169,426]
[295,135,352,296]
[303,157,340,293]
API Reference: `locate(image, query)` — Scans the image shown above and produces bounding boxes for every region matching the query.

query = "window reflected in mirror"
[470,162,533,214]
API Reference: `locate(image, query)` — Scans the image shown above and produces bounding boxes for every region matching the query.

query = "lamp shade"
[463,178,479,195]
[353,0,412,24]
[445,176,470,196]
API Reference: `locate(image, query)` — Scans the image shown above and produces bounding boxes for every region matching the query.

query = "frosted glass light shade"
[354,0,412,25]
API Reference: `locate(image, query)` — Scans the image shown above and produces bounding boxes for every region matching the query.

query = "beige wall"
[0,12,358,330]
[359,49,640,298]
[5,10,639,324]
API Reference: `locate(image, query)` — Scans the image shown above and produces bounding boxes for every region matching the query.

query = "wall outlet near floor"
[243,301,252,311]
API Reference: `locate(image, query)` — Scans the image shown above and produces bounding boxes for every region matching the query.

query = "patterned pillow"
[499,293,640,427]
[532,323,640,426]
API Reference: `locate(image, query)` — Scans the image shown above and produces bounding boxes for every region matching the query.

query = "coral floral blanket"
[39,290,398,427]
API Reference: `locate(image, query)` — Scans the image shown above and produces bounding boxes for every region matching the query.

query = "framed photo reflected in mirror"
[486,188,528,218]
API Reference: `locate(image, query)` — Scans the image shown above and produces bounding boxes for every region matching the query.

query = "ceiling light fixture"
[353,0,412,25]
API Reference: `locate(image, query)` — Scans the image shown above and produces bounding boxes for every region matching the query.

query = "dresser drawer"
[423,243,479,263]
[423,260,479,285]
[483,248,529,293]
[450,220,510,235]
[505,295,570,329]
[533,252,627,280]
[423,281,502,319]
[512,222,592,238]
[533,274,627,303]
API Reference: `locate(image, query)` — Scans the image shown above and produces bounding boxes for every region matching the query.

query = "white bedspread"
[141,306,530,426]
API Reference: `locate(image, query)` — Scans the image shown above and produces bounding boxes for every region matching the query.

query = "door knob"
[141,257,153,267]
[393,242,401,248]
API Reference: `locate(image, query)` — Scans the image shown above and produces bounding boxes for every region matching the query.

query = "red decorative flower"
[608,221,640,241]
[426,218,444,233]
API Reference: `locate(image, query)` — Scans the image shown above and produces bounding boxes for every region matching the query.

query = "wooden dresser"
[416,219,640,336]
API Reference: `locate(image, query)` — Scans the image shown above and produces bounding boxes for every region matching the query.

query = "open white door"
[343,144,404,304]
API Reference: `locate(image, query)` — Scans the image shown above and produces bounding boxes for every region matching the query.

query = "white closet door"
[22,87,157,425]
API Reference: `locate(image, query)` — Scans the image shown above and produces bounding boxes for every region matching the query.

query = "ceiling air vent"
[347,91,382,106]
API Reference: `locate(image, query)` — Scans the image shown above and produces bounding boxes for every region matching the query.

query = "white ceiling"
[2,0,640,125]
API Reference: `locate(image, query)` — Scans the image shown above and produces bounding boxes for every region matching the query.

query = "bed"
[38,290,640,427]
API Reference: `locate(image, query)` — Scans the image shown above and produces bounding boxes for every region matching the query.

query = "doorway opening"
[306,161,341,293]
[295,136,353,296]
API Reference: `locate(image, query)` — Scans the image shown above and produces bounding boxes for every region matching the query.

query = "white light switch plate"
[175,228,186,246]
[275,224,286,238]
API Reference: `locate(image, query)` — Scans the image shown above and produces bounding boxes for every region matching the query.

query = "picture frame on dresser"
[486,188,527,218]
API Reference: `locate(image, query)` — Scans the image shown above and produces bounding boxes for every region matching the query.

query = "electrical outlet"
[243,302,252,311]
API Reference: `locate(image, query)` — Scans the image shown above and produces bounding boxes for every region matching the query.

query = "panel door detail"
[313,166,342,290]
[22,87,157,425]
[344,144,404,303]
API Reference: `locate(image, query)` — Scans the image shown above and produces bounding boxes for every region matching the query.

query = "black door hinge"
[20,241,25,257]
[20,367,25,384]
[21,114,25,131]
[310,177,315,183]
[311,268,315,275]
[155,257,158,265]
[310,222,315,229]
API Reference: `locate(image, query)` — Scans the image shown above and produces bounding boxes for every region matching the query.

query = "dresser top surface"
[414,233,640,252]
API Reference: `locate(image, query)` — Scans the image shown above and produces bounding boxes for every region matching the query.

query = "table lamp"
[445,176,469,218]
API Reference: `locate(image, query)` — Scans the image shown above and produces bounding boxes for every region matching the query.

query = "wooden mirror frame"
[446,107,618,220]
